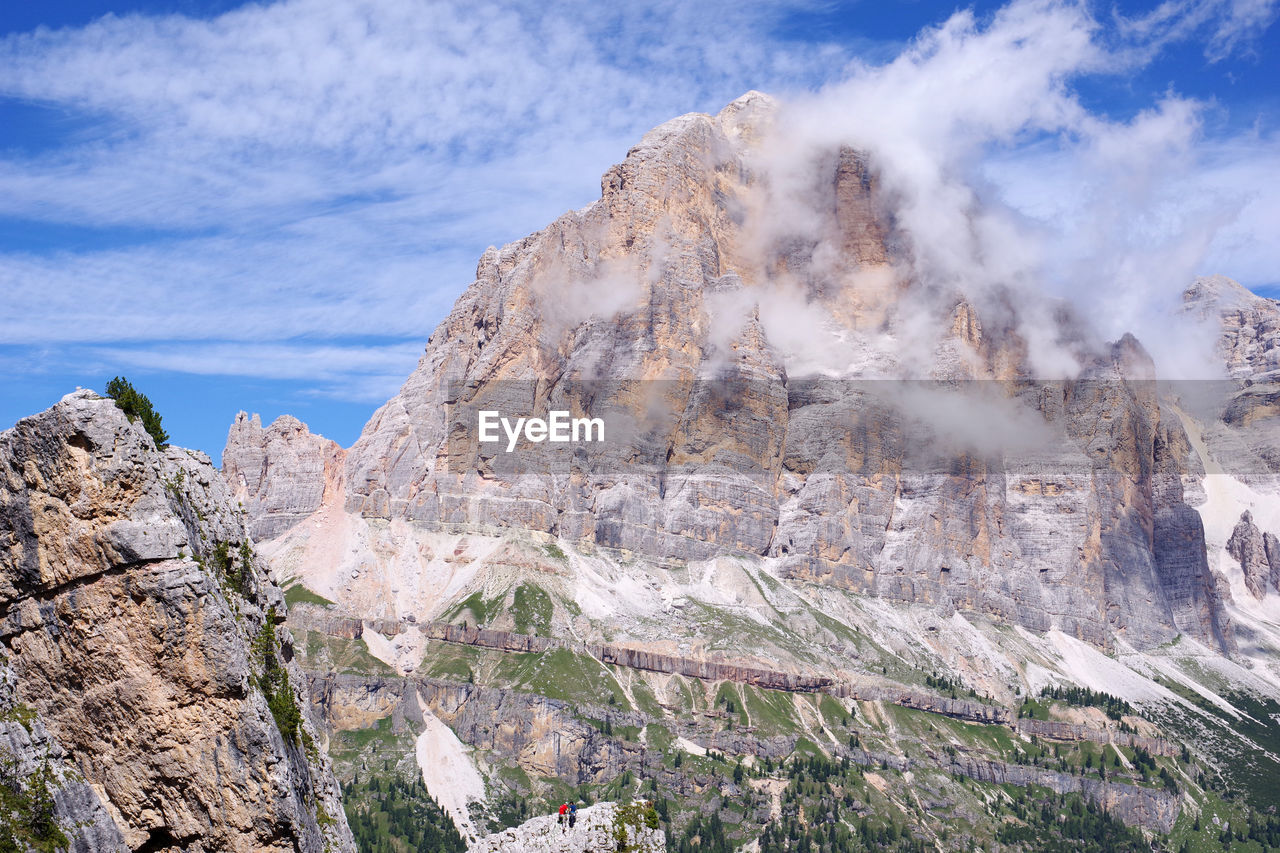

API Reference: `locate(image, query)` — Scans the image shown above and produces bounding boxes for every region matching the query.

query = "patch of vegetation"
[583,716,642,741]
[645,723,674,753]
[296,630,395,676]
[0,703,37,734]
[740,684,800,736]
[612,800,660,852]
[1210,690,1280,809]
[491,787,536,830]
[818,694,851,730]
[343,770,465,853]
[211,540,233,577]
[493,647,630,709]
[0,752,69,853]
[252,609,304,743]
[542,541,568,562]
[1034,684,1133,721]
[682,601,811,661]
[714,682,748,727]
[994,791,1148,851]
[237,540,256,594]
[628,677,664,717]
[202,539,254,599]
[314,801,336,829]
[1017,695,1053,720]
[284,583,335,608]
[330,717,399,764]
[924,672,975,698]
[419,640,483,682]
[792,736,822,757]
[1167,788,1280,852]
[511,582,553,636]
[667,674,697,713]
[443,590,503,627]
[105,376,169,448]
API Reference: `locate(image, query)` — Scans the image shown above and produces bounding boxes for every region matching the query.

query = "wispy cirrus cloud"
[0,0,858,401]
[1117,0,1280,62]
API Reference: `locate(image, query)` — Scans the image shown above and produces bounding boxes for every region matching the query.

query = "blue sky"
[1,0,1277,459]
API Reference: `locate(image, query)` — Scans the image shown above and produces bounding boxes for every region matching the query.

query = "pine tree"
[105,376,169,447]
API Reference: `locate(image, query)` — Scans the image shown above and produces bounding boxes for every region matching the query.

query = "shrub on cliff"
[252,610,303,743]
[105,376,169,448]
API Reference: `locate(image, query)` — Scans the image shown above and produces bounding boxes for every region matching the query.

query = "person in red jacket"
[558,802,568,831]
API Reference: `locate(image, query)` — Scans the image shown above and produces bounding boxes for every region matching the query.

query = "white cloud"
[0,0,842,229]
[90,341,424,380]
[1118,0,1280,62]
[0,0,1275,402]
[0,0,853,393]
[732,0,1279,379]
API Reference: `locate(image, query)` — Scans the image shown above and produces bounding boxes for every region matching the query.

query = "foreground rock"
[469,802,664,853]
[0,391,355,852]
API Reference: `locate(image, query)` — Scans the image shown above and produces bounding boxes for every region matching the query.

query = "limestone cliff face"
[0,391,355,853]
[230,93,1245,653]
[222,412,345,541]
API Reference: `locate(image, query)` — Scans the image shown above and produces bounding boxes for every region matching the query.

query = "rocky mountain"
[0,390,355,852]
[1184,274,1280,382]
[222,93,1280,655]
[223,93,1280,851]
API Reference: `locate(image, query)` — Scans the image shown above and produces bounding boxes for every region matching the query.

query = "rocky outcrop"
[299,613,837,692]
[222,412,345,540]
[940,753,1180,833]
[322,612,1177,748]
[0,391,355,853]
[831,684,1010,724]
[1271,533,1280,595]
[469,802,664,853]
[1012,718,1176,757]
[413,677,654,783]
[1226,511,1280,598]
[1181,277,1280,495]
[590,643,832,692]
[314,614,1194,735]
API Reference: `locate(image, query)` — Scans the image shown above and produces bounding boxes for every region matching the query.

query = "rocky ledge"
[468,801,664,853]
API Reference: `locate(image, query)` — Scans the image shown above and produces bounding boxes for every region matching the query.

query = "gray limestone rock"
[222,412,345,540]
[1227,511,1279,600]
[0,390,356,853]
